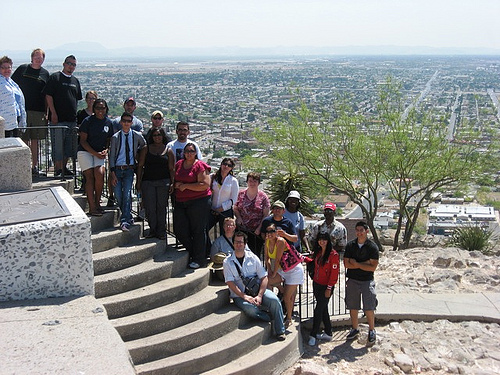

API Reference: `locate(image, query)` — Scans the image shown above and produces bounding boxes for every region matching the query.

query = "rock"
[433,256,452,268]
[394,353,413,373]
[290,361,336,375]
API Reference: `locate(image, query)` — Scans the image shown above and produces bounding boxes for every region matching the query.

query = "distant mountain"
[5,42,500,63]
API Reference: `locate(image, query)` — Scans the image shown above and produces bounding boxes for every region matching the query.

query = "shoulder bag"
[232,260,261,297]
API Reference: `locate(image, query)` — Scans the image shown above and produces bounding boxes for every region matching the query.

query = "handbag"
[280,242,304,272]
[232,260,261,297]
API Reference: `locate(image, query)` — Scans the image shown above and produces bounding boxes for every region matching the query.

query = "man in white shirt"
[223,231,286,341]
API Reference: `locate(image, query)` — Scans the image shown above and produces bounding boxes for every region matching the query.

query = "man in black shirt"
[12,48,50,176]
[344,221,379,344]
[43,55,82,177]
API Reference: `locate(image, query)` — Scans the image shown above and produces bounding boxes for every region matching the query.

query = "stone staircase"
[73,194,302,375]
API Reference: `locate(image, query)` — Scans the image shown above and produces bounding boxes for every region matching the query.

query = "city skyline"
[3,0,500,54]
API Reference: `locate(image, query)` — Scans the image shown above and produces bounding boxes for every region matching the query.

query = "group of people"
[3,49,380,347]
[211,185,379,345]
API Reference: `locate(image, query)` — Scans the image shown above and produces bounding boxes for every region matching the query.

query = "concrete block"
[0,187,93,301]
[0,137,31,192]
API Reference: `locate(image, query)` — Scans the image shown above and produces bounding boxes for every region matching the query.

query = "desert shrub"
[449,225,493,253]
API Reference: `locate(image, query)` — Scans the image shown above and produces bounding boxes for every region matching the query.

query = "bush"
[448,225,493,253]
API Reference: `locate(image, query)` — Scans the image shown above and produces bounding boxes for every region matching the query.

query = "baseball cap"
[124,97,135,105]
[271,200,285,209]
[324,202,336,211]
[151,110,163,118]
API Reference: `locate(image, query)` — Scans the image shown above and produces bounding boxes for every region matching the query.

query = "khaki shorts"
[24,110,48,140]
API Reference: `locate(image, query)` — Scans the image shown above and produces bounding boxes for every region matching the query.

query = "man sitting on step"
[223,231,286,341]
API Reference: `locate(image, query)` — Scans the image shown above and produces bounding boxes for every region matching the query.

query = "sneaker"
[106,198,116,207]
[188,262,200,269]
[276,333,286,341]
[368,329,376,344]
[346,328,359,340]
[121,223,130,232]
[308,336,316,346]
[316,332,333,341]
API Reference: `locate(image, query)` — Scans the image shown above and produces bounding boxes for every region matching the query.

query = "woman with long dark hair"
[307,232,340,346]
[264,223,304,328]
[208,157,239,234]
[136,128,170,239]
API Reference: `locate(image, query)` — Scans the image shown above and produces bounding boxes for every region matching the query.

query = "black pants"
[311,281,333,337]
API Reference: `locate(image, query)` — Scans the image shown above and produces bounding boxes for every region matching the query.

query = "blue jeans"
[114,168,134,224]
[174,195,211,266]
[233,289,285,335]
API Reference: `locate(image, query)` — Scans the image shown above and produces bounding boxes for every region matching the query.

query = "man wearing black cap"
[308,202,347,255]
[112,97,143,133]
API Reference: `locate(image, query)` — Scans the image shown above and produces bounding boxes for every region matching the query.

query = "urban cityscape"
[37,54,500,236]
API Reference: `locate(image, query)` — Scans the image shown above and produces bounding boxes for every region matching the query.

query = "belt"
[115,165,134,170]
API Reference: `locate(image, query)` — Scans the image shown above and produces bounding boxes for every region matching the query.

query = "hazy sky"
[3,0,500,51]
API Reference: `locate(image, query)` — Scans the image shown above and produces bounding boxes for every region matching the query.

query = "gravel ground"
[283,247,500,374]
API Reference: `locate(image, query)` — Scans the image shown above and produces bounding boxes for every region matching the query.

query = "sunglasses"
[184,149,196,154]
[153,117,162,120]
[222,162,234,167]
[266,229,277,234]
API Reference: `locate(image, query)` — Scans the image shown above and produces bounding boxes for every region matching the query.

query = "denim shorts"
[77,151,106,171]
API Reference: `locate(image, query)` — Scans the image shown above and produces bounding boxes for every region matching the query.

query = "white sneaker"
[120,223,130,232]
[308,336,316,346]
[317,332,333,341]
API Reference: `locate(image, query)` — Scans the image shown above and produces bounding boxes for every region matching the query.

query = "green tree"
[252,80,490,250]
[378,80,485,249]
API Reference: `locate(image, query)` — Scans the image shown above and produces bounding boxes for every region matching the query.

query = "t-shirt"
[43,72,82,122]
[174,159,211,202]
[344,238,379,281]
[167,139,202,162]
[11,64,49,112]
[234,189,270,232]
[283,209,305,249]
[260,216,296,246]
[77,115,113,152]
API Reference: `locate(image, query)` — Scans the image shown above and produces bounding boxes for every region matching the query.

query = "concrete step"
[134,320,270,375]
[93,240,165,275]
[94,249,188,298]
[111,285,229,342]
[99,268,211,319]
[32,177,75,195]
[72,194,87,211]
[89,210,121,233]
[201,321,302,375]
[91,225,143,254]
[127,304,243,365]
